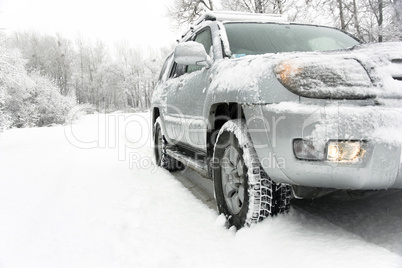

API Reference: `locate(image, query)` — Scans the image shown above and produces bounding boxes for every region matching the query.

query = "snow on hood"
[344,42,402,98]
[209,42,402,100]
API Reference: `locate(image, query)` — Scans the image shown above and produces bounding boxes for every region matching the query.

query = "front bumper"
[243,102,402,190]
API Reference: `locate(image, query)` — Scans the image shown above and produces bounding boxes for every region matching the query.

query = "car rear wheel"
[154,118,183,171]
[213,120,291,229]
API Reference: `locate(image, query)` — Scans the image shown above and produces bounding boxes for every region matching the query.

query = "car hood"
[210,42,402,101]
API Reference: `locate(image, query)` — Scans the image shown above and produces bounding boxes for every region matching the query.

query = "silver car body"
[152,11,402,194]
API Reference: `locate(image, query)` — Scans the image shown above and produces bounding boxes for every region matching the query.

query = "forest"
[0,0,401,130]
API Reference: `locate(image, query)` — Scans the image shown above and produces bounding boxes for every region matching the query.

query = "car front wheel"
[213,119,291,229]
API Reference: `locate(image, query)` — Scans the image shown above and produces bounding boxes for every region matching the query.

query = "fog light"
[326,141,362,161]
[327,143,340,160]
[293,139,324,160]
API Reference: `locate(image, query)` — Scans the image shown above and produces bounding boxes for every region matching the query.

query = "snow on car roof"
[195,11,288,25]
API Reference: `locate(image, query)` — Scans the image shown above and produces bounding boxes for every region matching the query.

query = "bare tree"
[391,0,402,40]
[353,0,396,42]
[288,0,399,42]
[271,0,285,14]
[367,0,385,42]
[351,0,363,39]
[255,0,264,13]
[220,0,287,14]
[167,0,214,29]
[337,0,347,29]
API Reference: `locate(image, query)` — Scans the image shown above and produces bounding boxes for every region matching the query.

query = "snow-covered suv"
[151,11,402,229]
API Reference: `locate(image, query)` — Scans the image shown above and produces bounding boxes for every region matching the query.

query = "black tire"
[154,118,183,171]
[213,120,291,229]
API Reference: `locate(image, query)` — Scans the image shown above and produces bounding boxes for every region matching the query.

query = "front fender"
[242,104,294,184]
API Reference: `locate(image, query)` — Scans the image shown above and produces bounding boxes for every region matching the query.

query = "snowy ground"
[1,112,402,268]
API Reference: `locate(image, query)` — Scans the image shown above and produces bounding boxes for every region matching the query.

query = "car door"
[164,27,213,152]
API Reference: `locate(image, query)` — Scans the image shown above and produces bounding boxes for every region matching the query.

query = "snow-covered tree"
[8,31,74,96]
[1,33,75,129]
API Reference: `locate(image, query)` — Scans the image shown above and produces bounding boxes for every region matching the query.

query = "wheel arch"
[206,102,245,159]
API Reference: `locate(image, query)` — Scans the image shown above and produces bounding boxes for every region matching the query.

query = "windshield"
[224,23,360,56]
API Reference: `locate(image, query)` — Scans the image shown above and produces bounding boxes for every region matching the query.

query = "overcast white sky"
[0,0,178,49]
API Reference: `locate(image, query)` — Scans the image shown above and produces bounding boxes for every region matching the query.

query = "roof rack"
[193,11,287,26]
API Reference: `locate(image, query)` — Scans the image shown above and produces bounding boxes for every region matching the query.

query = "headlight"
[275,57,375,99]
[293,139,365,162]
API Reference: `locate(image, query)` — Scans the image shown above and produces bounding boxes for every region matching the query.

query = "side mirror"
[174,41,212,68]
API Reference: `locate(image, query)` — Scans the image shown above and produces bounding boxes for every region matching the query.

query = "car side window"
[170,62,187,78]
[187,28,213,73]
[158,53,173,82]
[169,27,213,78]
[195,27,212,54]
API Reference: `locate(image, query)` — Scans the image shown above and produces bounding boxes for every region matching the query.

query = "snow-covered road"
[0,113,401,268]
